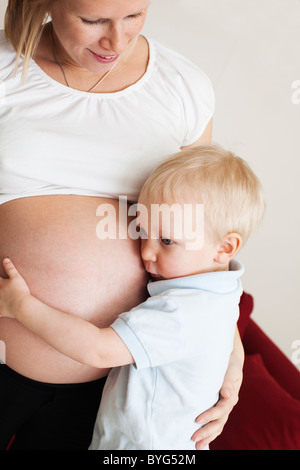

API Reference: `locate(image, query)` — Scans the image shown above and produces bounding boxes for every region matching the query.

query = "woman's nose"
[100,24,127,54]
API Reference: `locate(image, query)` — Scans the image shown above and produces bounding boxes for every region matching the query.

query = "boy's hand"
[0,258,30,319]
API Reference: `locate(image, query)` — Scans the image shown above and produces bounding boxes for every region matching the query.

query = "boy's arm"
[0,259,134,369]
[18,295,134,368]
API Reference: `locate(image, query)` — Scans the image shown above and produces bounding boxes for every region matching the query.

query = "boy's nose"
[141,240,157,262]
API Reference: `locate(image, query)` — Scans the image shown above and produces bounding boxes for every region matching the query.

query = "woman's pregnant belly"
[0,196,148,383]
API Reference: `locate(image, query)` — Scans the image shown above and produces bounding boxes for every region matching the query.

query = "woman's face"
[50,0,150,72]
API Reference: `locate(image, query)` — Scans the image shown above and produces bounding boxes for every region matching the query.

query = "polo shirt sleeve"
[110,296,186,370]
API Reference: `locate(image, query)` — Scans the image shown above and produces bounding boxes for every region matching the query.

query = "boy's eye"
[161,238,173,246]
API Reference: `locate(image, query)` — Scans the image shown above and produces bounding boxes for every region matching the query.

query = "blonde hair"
[5,0,53,76]
[139,145,266,244]
[5,1,140,79]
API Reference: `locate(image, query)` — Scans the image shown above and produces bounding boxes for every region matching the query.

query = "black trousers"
[0,365,106,450]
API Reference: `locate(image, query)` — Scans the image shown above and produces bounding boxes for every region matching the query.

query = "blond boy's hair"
[139,145,266,244]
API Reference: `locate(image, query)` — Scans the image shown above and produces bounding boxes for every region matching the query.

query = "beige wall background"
[0,0,299,369]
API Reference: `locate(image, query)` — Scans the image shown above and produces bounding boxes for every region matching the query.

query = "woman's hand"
[0,258,31,319]
[191,329,244,449]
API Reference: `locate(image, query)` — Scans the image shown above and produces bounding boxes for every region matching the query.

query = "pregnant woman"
[0,0,243,450]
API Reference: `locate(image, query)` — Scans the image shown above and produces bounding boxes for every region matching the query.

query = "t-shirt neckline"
[29,35,155,98]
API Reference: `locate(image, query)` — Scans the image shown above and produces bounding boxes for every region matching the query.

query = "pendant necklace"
[51,26,120,93]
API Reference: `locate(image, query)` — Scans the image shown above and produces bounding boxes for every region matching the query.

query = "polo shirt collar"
[147,259,244,297]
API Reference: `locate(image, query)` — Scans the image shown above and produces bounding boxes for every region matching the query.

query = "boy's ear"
[214,233,243,264]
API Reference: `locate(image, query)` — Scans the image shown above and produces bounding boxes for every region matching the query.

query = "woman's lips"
[89,49,120,64]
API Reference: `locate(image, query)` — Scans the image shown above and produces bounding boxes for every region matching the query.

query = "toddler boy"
[0,145,265,450]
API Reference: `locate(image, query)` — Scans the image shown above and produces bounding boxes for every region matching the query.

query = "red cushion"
[211,354,300,450]
[243,319,300,401]
[237,292,254,338]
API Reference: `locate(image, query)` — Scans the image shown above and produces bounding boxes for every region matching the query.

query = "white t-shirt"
[89,260,243,450]
[0,31,215,204]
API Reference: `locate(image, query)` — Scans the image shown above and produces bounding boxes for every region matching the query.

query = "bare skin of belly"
[0,195,148,383]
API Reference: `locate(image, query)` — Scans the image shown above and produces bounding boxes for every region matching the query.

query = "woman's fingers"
[220,368,243,401]
[191,418,226,449]
[195,431,222,450]
[195,394,234,426]
[192,390,241,449]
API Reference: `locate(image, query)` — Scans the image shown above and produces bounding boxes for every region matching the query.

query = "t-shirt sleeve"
[154,40,215,148]
[111,296,186,370]
[178,64,215,147]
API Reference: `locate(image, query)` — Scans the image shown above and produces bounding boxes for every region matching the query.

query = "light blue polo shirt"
[89,260,244,450]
